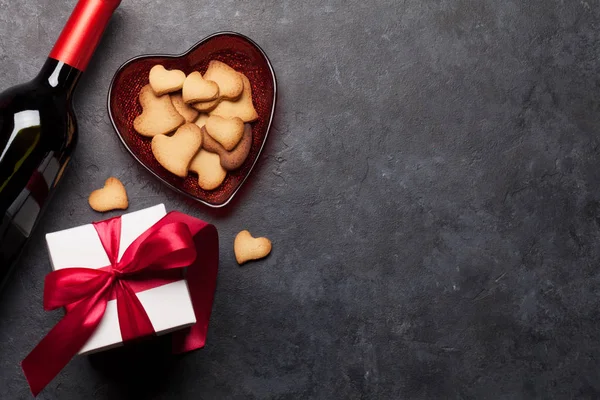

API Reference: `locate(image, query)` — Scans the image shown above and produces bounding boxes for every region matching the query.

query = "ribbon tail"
[171,223,219,353]
[116,280,154,342]
[21,280,112,396]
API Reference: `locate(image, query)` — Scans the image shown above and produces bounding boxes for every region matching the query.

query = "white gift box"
[45,204,197,355]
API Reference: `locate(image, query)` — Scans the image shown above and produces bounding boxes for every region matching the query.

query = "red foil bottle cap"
[49,0,121,71]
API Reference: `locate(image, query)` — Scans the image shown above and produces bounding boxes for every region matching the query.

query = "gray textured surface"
[1,0,600,398]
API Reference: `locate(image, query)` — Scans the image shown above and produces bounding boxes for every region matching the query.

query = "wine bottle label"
[5,154,59,237]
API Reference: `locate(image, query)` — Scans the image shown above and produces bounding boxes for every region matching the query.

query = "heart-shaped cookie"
[189,149,227,190]
[88,177,129,212]
[171,93,199,122]
[183,72,219,104]
[203,60,244,100]
[205,115,244,151]
[234,230,272,265]
[149,65,186,96]
[210,73,258,123]
[151,123,203,177]
[134,85,184,137]
[192,98,220,112]
[202,124,252,171]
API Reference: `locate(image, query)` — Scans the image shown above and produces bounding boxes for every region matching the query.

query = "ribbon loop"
[43,268,113,311]
[22,211,219,396]
[118,221,197,274]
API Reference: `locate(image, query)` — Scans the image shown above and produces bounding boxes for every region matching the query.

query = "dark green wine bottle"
[0,0,121,289]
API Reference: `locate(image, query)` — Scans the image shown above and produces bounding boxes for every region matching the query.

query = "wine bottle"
[0,0,121,289]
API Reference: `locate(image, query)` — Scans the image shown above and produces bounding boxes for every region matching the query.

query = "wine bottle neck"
[49,0,121,72]
[35,59,82,96]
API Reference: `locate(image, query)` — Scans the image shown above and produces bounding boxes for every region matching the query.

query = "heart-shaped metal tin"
[108,32,277,207]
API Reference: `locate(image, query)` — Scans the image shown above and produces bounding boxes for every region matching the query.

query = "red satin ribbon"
[21,211,219,396]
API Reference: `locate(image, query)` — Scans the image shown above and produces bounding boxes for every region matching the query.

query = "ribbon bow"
[21,211,219,396]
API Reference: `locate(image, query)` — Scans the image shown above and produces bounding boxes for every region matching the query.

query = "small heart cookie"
[202,124,252,171]
[189,149,227,190]
[134,85,184,137]
[88,177,129,212]
[210,73,258,123]
[192,98,220,112]
[202,60,244,100]
[170,93,199,122]
[149,65,186,96]
[151,123,203,178]
[205,115,244,151]
[182,72,219,104]
[234,230,272,265]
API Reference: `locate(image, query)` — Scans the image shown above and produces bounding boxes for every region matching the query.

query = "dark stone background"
[1,0,600,398]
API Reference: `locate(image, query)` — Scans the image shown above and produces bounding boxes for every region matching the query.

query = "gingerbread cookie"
[151,123,203,177]
[189,149,227,190]
[202,124,252,170]
[202,60,244,100]
[149,65,186,96]
[234,230,272,265]
[182,71,219,104]
[210,73,258,122]
[134,85,184,137]
[88,177,128,212]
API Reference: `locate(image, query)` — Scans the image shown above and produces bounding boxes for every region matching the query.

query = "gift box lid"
[45,204,197,355]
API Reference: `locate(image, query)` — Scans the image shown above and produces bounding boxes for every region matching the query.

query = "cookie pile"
[133,61,258,190]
